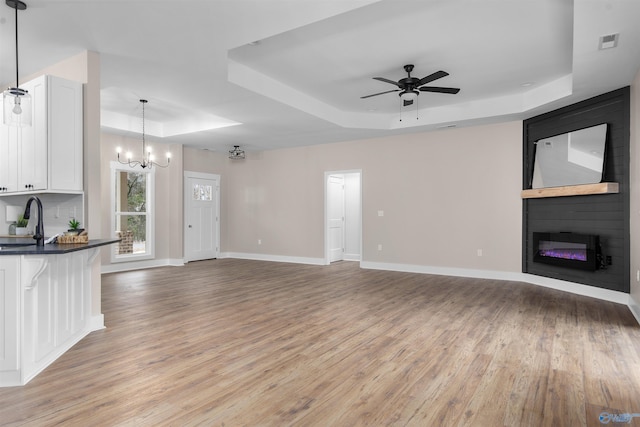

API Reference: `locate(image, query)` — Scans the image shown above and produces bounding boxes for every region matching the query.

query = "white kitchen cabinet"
[47,76,84,192]
[0,75,83,195]
[19,77,48,191]
[0,127,18,192]
[0,249,98,387]
[0,257,19,383]
[21,253,90,379]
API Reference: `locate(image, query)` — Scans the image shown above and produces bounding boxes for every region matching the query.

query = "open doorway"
[325,170,362,264]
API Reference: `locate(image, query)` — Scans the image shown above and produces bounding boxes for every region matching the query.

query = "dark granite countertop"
[0,238,120,255]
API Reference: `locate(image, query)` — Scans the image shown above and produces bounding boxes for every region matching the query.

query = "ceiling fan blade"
[416,70,449,87]
[360,89,400,99]
[372,77,401,87]
[419,86,460,94]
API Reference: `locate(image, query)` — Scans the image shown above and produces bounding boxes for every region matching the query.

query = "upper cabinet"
[0,75,83,195]
[0,127,18,193]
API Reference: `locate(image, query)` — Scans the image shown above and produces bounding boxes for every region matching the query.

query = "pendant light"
[3,0,31,127]
[116,99,171,169]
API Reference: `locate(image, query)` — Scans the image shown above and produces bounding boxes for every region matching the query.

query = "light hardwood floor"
[1,259,639,426]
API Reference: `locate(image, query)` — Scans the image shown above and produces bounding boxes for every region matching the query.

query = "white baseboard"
[90,314,105,331]
[344,253,361,261]
[360,261,631,306]
[220,252,325,265]
[101,258,184,274]
[360,261,524,282]
[629,294,640,325]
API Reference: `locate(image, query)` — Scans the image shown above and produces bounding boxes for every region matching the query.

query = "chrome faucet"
[23,196,44,246]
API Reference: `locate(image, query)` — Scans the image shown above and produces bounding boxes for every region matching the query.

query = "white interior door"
[327,175,345,263]
[184,173,220,262]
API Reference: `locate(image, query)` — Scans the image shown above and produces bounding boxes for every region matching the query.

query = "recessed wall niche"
[522,87,630,293]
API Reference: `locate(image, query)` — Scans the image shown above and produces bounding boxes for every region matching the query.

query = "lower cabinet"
[0,258,19,377]
[0,250,97,387]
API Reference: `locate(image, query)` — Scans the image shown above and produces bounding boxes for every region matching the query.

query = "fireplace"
[532,232,601,271]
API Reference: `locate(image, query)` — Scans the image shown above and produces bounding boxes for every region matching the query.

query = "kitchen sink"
[0,242,35,250]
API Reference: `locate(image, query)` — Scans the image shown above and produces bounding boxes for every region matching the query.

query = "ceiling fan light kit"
[3,0,32,127]
[229,145,245,160]
[400,91,418,101]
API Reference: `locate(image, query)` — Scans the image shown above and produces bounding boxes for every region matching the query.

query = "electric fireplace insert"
[532,232,601,271]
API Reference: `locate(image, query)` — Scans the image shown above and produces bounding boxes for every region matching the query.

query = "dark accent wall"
[522,87,630,293]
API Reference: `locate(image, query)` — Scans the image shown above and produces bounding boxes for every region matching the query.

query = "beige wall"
[185,121,523,273]
[100,133,183,266]
[630,69,640,311]
[23,51,92,86]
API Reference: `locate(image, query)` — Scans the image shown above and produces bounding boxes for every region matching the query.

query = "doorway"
[325,170,362,264]
[184,171,220,263]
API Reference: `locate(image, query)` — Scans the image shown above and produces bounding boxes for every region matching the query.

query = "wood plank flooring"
[1,259,639,426]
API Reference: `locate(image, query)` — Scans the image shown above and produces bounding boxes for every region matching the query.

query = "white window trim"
[110,161,156,263]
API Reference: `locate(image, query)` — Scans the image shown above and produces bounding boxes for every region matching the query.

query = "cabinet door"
[18,77,47,192]
[48,76,83,192]
[0,257,19,373]
[0,124,18,193]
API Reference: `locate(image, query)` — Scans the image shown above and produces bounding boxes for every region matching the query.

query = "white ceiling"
[1,0,639,153]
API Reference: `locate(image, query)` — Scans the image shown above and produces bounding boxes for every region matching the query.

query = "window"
[110,162,155,262]
[193,183,213,201]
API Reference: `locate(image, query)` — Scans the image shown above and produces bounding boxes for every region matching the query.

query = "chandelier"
[3,0,31,127]
[116,99,171,169]
[228,145,245,160]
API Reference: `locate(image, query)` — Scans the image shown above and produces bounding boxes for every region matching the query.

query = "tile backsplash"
[0,193,84,237]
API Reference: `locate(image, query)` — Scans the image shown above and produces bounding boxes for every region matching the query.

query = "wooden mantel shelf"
[521,182,619,199]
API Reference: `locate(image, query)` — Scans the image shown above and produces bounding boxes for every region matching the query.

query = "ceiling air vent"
[599,33,619,50]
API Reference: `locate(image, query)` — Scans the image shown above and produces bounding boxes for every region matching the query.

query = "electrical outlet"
[477,249,483,257]
[378,244,382,251]
[258,239,262,245]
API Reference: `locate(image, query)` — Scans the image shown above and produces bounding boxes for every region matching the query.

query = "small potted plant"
[15,214,29,235]
[66,218,83,236]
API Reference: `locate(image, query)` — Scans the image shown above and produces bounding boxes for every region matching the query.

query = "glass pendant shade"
[3,87,31,127]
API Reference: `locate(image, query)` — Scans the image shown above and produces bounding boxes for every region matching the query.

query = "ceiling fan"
[361,64,460,106]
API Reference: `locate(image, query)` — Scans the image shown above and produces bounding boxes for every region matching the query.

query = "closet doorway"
[324,170,361,264]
